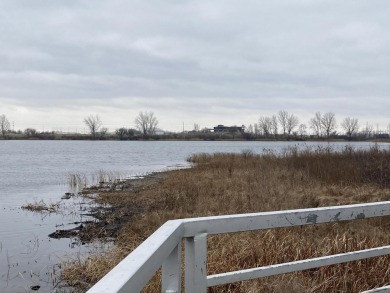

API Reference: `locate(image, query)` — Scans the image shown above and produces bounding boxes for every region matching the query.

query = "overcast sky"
[0,0,389,133]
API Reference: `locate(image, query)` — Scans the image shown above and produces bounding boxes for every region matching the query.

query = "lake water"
[0,140,388,292]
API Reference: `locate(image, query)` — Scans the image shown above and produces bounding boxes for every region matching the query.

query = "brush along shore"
[62,146,390,292]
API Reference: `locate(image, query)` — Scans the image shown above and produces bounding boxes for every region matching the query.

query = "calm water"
[0,140,388,292]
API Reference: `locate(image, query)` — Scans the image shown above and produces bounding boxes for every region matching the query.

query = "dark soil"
[48,173,164,242]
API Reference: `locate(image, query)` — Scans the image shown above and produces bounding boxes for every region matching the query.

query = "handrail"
[87,220,184,293]
[207,246,390,287]
[87,201,390,293]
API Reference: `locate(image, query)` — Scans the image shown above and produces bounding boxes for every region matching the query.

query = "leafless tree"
[298,123,307,138]
[278,110,298,135]
[258,116,272,136]
[363,123,374,138]
[135,111,158,136]
[271,115,278,137]
[309,112,322,137]
[246,124,253,134]
[253,123,260,137]
[84,114,102,139]
[321,112,337,137]
[100,127,108,138]
[193,123,200,132]
[341,117,359,138]
[0,114,10,138]
[286,113,299,135]
[278,110,288,135]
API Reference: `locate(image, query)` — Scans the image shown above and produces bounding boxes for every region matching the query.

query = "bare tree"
[0,114,10,138]
[254,123,260,137]
[278,110,298,135]
[135,111,158,136]
[258,116,272,137]
[278,110,288,135]
[321,112,337,137]
[287,113,299,135]
[309,112,322,137]
[84,114,102,139]
[193,123,200,132]
[298,123,307,138]
[363,123,374,138]
[100,127,108,138]
[341,117,359,138]
[246,124,253,134]
[271,115,278,137]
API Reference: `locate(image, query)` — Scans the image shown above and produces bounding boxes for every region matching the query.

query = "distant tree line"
[0,109,389,141]
[0,111,159,140]
[243,110,386,140]
[82,111,159,140]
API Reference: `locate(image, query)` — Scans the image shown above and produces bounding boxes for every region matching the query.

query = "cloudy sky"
[0,0,389,133]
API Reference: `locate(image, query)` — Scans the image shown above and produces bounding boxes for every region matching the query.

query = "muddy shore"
[60,148,390,292]
[48,172,168,243]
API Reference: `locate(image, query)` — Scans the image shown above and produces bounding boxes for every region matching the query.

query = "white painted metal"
[86,220,184,293]
[162,242,181,293]
[87,201,390,293]
[182,201,390,237]
[207,245,390,286]
[362,286,390,292]
[185,234,207,293]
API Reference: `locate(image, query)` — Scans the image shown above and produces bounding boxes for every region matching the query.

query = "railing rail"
[87,201,390,293]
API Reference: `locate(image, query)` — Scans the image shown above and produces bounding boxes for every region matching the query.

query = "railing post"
[162,242,182,293]
[185,233,207,293]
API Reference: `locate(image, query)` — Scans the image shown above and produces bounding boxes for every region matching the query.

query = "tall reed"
[62,146,390,292]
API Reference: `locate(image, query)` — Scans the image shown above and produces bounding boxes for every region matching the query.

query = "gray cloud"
[0,0,389,131]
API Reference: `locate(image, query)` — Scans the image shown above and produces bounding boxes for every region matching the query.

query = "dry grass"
[22,200,60,213]
[61,146,390,292]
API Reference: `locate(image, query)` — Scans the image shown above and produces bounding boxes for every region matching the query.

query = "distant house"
[213,125,244,133]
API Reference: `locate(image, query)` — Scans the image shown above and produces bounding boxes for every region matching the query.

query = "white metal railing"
[87,201,390,293]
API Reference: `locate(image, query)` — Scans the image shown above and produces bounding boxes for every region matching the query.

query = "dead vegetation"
[22,200,60,213]
[62,146,390,292]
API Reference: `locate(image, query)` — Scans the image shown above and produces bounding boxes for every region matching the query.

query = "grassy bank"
[62,146,390,292]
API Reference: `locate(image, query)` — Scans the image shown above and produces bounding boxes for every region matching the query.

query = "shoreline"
[45,171,172,243]
[1,134,390,143]
[60,147,390,292]
[8,141,389,292]
[1,138,390,143]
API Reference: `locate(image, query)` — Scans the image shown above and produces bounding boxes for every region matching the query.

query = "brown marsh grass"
[22,200,60,213]
[62,146,390,292]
